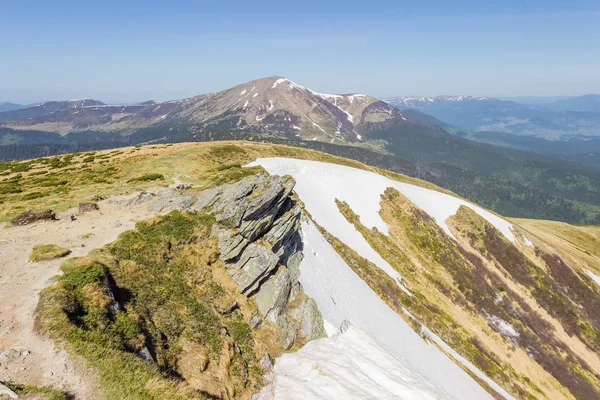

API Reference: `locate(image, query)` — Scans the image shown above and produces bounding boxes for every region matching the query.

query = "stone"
[137,346,155,363]
[126,191,154,206]
[259,353,273,370]
[11,210,56,226]
[149,195,197,213]
[299,298,327,340]
[249,312,263,329]
[0,383,18,399]
[78,202,99,213]
[229,243,279,295]
[0,349,19,361]
[255,268,293,322]
[218,229,250,262]
[276,316,297,350]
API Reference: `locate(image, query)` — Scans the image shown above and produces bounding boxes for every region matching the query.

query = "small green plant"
[1,382,70,400]
[127,173,164,183]
[29,244,71,262]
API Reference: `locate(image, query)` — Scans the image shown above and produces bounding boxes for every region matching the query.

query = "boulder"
[255,268,293,322]
[0,383,18,399]
[11,209,56,226]
[229,243,279,295]
[149,195,197,213]
[78,202,99,213]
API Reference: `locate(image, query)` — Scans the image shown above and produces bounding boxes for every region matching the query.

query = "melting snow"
[268,100,274,110]
[586,270,600,287]
[257,324,453,400]
[240,89,247,96]
[272,78,287,88]
[486,315,519,339]
[252,158,516,243]
[253,93,259,98]
[261,220,497,399]
[243,100,249,109]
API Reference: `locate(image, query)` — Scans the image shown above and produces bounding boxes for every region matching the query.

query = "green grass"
[1,381,71,400]
[127,173,164,183]
[29,244,71,262]
[35,211,275,399]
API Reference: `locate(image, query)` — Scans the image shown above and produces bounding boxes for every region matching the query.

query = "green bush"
[29,244,71,262]
[127,173,164,183]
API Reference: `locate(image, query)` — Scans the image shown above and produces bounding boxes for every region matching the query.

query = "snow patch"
[272,220,497,399]
[268,100,274,110]
[586,270,600,287]
[272,78,287,88]
[240,89,247,96]
[253,93,259,98]
[256,324,453,400]
[356,134,362,140]
[252,158,516,243]
[243,100,249,109]
[487,315,519,339]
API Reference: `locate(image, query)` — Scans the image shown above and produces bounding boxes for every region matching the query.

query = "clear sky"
[1,0,599,103]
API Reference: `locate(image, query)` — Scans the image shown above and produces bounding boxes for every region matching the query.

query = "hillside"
[386,95,600,140]
[1,142,600,400]
[0,77,415,144]
[1,77,599,228]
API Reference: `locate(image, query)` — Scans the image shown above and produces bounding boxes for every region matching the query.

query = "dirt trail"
[0,189,164,398]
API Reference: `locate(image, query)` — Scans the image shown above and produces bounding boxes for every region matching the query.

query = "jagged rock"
[259,353,273,370]
[78,202,99,213]
[0,383,18,399]
[339,320,352,334]
[0,349,19,361]
[218,230,250,262]
[255,268,293,322]
[137,346,155,363]
[249,312,263,329]
[229,243,279,295]
[221,301,239,315]
[149,195,197,213]
[127,191,154,206]
[11,209,56,226]
[276,316,297,350]
[297,298,327,340]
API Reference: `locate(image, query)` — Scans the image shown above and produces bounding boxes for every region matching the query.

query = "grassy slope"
[5,141,600,399]
[0,141,450,223]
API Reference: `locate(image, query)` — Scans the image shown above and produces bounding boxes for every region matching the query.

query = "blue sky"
[1,0,599,103]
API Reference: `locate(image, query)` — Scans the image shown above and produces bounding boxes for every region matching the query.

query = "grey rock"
[149,195,197,213]
[137,346,155,363]
[255,268,293,322]
[218,229,250,262]
[299,298,327,340]
[276,316,297,350]
[11,209,56,226]
[127,191,154,206]
[259,353,273,370]
[0,349,19,361]
[0,383,18,399]
[249,312,263,329]
[229,243,279,295]
[339,320,352,334]
[78,202,99,213]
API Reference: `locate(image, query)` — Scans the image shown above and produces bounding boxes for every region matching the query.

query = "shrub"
[29,244,71,262]
[127,173,164,183]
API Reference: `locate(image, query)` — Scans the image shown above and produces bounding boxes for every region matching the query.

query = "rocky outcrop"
[11,209,56,226]
[78,202,99,213]
[194,173,326,349]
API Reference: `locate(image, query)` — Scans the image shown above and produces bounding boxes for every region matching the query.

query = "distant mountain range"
[1,77,599,225]
[0,77,423,144]
[386,94,600,139]
[0,102,25,112]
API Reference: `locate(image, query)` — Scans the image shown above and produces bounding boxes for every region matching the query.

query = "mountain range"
[1,77,599,226]
[386,94,600,140]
